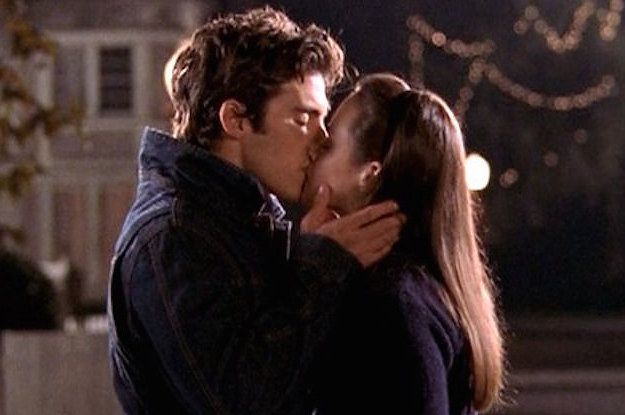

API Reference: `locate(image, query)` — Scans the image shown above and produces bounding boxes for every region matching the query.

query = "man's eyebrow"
[294,104,331,116]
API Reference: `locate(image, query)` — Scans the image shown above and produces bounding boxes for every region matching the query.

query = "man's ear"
[218,99,252,139]
[358,161,382,193]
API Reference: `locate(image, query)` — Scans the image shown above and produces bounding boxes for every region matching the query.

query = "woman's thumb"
[300,184,334,232]
[312,184,330,211]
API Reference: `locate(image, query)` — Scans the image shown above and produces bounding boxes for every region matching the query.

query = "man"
[108,7,403,414]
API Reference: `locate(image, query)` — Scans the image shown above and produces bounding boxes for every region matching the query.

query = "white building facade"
[19,0,212,305]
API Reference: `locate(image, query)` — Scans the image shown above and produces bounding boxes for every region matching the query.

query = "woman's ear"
[358,161,382,194]
[218,99,252,139]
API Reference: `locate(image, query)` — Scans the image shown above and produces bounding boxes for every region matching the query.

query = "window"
[99,47,133,114]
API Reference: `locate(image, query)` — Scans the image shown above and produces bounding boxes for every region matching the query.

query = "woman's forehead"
[330,92,362,125]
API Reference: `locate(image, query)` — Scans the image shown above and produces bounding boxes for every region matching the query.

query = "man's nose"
[319,123,329,141]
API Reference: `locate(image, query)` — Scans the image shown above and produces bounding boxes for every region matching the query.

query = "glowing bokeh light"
[465,153,491,191]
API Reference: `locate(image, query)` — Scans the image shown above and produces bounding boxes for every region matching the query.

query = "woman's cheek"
[310,160,327,184]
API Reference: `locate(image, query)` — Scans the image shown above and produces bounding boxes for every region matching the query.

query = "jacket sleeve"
[128,223,361,414]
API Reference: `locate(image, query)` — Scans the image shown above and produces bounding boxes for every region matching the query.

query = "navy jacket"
[107,128,360,414]
[310,252,476,415]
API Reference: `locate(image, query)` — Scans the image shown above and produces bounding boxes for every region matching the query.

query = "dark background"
[220,0,625,314]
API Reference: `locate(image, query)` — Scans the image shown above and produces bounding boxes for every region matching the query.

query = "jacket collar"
[138,127,267,217]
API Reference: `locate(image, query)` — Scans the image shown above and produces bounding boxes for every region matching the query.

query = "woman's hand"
[301,184,405,267]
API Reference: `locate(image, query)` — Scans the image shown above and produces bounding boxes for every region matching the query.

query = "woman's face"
[301,93,371,215]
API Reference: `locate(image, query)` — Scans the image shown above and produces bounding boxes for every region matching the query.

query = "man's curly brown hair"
[167,7,345,148]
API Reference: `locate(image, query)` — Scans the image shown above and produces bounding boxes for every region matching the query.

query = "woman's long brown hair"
[350,73,504,411]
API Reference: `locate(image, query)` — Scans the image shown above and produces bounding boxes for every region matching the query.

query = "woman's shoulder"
[368,257,465,354]
[368,254,441,311]
[394,267,449,324]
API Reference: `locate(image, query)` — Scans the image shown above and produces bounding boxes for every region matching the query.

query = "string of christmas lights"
[406,4,620,121]
[406,14,496,59]
[514,0,623,53]
[484,65,616,111]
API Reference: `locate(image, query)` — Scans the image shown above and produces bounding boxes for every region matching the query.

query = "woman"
[302,73,505,414]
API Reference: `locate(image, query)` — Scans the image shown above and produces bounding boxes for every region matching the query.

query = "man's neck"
[210,136,244,169]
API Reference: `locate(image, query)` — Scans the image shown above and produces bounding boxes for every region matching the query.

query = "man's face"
[240,72,330,203]
[301,92,368,215]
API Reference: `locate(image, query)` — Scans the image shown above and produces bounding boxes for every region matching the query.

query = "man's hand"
[300,185,405,267]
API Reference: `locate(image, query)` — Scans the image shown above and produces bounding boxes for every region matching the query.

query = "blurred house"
[15,0,212,308]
